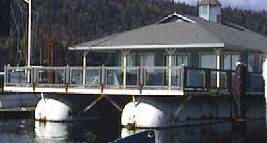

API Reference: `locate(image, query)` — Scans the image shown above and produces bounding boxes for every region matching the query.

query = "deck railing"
[4,65,264,93]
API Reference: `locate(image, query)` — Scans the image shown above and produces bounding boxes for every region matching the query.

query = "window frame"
[222,52,241,71]
[164,53,191,67]
[199,52,217,69]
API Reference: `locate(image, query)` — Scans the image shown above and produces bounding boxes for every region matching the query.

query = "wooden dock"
[0,107,35,119]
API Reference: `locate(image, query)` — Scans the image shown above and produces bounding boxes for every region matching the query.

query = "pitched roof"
[69,13,267,53]
[198,0,221,6]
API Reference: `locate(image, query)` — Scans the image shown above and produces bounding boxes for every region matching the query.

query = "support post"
[121,50,130,89]
[168,53,172,90]
[82,51,88,86]
[166,49,175,90]
[123,53,127,88]
[216,48,222,88]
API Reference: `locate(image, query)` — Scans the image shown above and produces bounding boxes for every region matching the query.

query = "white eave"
[68,43,225,51]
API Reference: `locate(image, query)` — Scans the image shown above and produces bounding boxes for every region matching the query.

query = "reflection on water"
[34,120,120,143]
[122,121,267,143]
[0,119,266,143]
[35,122,70,142]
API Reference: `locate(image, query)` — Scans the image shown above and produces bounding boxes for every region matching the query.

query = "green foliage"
[1,0,267,67]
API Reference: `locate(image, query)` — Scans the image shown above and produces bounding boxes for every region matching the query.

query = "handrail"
[4,66,264,94]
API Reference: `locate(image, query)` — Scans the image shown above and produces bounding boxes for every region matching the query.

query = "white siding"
[199,5,221,22]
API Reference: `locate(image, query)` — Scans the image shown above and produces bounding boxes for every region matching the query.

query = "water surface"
[0,119,266,143]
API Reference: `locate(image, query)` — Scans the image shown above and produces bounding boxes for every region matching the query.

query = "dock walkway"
[0,107,35,119]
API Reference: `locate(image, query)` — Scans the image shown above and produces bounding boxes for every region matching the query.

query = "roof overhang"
[68,43,225,51]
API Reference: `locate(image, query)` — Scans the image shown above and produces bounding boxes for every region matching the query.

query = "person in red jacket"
[234,60,247,120]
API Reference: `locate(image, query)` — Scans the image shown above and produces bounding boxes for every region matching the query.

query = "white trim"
[160,12,196,24]
[3,86,184,96]
[5,86,263,96]
[68,43,225,51]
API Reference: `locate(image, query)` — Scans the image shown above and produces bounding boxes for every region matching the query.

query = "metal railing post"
[101,65,105,92]
[227,71,232,92]
[180,66,184,91]
[65,65,70,91]
[6,64,11,85]
[205,69,211,90]
[4,65,7,86]
[82,67,86,86]
[182,66,187,91]
[32,67,36,91]
[139,66,144,93]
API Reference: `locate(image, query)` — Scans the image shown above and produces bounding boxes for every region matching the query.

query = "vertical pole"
[168,51,172,90]
[263,58,267,119]
[65,65,70,91]
[82,51,87,85]
[27,0,32,67]
[122,51,127,89]
[216,48,222,88]
[207,4,210,21]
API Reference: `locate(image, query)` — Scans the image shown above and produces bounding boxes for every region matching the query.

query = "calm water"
[0,118,266,143]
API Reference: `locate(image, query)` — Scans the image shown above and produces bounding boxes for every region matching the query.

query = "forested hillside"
[1,0,267,68]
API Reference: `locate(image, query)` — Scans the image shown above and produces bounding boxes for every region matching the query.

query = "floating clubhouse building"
[3,0,267,128]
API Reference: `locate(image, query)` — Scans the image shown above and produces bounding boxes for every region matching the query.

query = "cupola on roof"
[198,0,221,6]
[198,0,222,22]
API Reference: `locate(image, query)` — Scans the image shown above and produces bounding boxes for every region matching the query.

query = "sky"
[175,0,267,10]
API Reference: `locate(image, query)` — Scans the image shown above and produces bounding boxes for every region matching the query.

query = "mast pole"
[27,0,32,67]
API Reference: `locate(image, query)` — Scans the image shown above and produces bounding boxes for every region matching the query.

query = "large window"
[140,53,155,67]
[119,53,136,67]
[127,53,136,67]
[140,53,155,73]
[166,54,189,67]
[200,53,217,69]
[165,53,189,87]
[223,53,240,70]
